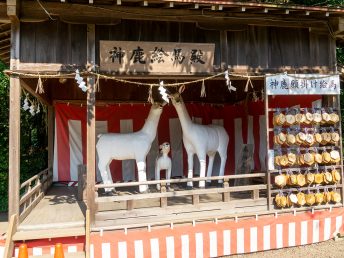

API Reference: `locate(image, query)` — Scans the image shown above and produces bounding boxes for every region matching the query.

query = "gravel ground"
[230,238,344,258]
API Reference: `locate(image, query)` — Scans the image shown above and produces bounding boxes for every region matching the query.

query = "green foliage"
[289,0,344,6]
[0,61,47,212]
[0,62,9,212]
[337,46,344,66]
[257,0,344,6]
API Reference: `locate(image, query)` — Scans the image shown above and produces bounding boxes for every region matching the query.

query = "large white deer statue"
[169,88,229,188]
[96,103,164,193]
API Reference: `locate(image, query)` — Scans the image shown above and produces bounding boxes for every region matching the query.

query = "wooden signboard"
[266,74,340,95]
[100,41,215,74]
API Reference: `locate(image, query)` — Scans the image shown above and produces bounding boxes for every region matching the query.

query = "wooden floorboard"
[17,186,269,233]
[19,186,86,230]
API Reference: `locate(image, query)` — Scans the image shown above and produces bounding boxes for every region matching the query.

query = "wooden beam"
[164,2,174,8]
[140,1,148,7]
[4,214,17,258]
[185,3,199,9]
[9,17,19,70]
[20,79,51,106]
[230,7,246,12]
[211,5,223,11]
[86,24,96,226]
[0,44,10,51]
[6,0,20,22]
[18,2,331,29]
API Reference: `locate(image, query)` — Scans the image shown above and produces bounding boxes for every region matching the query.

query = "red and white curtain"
[53,96,321,182]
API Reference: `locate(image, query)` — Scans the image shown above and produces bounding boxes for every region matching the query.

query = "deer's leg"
[166,163,172,187]
[155,162,161,191]
[206,154,215,184]
[198,152,207,188]
[218,153,227,184]
[137,159,148,193]
[187,153,194,188]
[98,158,114,192]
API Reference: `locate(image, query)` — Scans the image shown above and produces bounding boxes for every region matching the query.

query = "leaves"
[0,60,47,212]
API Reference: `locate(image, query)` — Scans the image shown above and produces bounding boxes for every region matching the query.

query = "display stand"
[265,74,343,211]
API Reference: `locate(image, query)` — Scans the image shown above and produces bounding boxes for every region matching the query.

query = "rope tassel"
[147,85,153,103]
[35,75,45,94]
[244,76,254,92]
[200,80,206,97]
[95,74,100,92]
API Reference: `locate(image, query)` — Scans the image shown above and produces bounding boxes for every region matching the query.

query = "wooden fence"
[19,168,53,222]
[95,173,267,210]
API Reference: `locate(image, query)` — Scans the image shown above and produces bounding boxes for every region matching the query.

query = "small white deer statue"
[155,142,172,191]
[96,102,164,193]
[169,87,229,188]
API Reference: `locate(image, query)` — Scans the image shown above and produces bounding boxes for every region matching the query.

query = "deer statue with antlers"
[96,102,165,194]
[169,86,229,188]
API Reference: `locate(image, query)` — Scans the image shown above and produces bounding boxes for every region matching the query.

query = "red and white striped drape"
[53,96,321,182]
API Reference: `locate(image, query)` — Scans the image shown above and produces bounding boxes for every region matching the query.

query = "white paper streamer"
[200,79,206,97]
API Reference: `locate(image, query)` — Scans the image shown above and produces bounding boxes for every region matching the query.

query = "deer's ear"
[179,85,185,94]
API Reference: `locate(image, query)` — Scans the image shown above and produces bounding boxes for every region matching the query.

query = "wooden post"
[334,95,344,205]
[127,200,134,210]
[85,209,91,258]
[8,16,20,218]
[222,178,230,202]
[264,82,271,211]
[220,30,228,71]
[78,165,87,201]
[47,106,54,187]
[252,189,259,200]
[160,182,167,208]
[192,194,199,205]
[86,24,96,226]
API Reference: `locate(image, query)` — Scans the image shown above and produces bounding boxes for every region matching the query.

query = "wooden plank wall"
[20,21,87,64]
[19,20,335,72]
[95,21,221,67]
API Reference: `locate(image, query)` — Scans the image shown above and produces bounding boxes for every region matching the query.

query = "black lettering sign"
[109,47,125,64]
[130,46,146,64]
[190,49,205,64]
[150,47,169,64]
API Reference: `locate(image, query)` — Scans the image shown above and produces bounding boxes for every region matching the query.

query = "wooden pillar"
[220,30,228,71]
[47,106,54,174]
[264,82,271,211]
[86,24,96,226]
[8,10,20,218]
[8,76,21,217]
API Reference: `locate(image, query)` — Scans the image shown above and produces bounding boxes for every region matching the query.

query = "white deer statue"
[96,102,164,193]
[155,142,172,191]
[169,87,229,188]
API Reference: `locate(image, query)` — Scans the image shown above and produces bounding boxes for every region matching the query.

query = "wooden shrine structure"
[1,1,344,257]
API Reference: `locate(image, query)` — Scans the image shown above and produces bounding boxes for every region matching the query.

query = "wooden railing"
[19,168,53,222]
[95,173,267,210]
